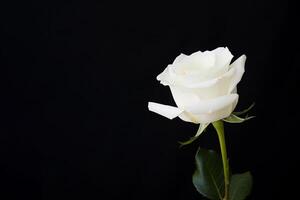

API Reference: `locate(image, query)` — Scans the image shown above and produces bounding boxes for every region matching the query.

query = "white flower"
[148,47,246,124]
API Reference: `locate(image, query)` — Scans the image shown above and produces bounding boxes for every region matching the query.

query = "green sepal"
[179,123,209,147]
[233,102,255,116]
[222,114,255,123]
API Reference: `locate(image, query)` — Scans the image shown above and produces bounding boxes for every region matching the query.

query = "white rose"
[148,47,246,124]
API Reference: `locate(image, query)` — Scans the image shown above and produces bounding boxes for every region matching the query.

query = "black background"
[1,1,299,199]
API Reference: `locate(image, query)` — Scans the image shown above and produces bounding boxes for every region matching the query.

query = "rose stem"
[212,120,229,200]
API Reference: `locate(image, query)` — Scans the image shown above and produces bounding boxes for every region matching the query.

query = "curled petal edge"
[148,102,183,119]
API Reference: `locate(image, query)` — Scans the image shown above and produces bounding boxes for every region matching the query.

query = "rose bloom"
[148,47,246,124]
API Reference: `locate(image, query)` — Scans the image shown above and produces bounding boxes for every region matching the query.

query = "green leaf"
[233,103,255,116]
[193,148,225,200]
[222,114,255,123]
[229,172,253,200]
[179,123,209,147]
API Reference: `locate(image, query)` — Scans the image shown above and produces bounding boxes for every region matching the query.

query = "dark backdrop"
[1,1,299,199]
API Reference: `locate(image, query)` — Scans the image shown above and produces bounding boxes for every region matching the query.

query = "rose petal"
[148,102,183,119]
[173,53,188,64]
[179,64,236,88]
[178,112,203,124]
[188,51,215,70]
[168,56,244,102]
[168,67,236,104]
[185,94,239,123]
[192,104,237,123]
[185,94,239,114]
[178,112,194,123]
[169,86,201,109]
[212,47,233,73]
[228,55,246,93]
[156,65,172,86]
[157,50,237,88]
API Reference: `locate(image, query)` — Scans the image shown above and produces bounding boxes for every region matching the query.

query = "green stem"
[212,120,230,200]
